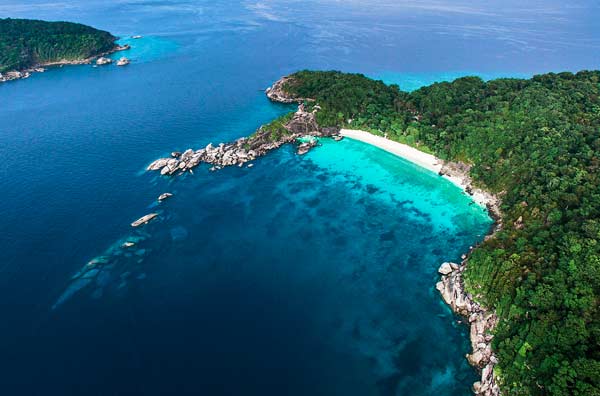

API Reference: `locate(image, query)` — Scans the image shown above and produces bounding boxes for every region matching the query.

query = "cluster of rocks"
[297,139,318,155]
[437,262,501,396]
[147,102,340,176]
[1,43,131,84]
[116,57,130,66]
[53,220,152,310]
[0,70,32,82]
[114,44,131,52]
[147,142,261,175]
[96,57,112,65]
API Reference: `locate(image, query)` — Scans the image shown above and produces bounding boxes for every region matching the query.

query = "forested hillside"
[0,18,116,73]
[283,70,600,396]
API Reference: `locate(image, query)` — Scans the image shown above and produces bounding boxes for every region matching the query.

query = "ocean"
[1,1,598,395]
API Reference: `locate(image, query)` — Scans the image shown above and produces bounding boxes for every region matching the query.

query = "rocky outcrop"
[116,57,130,66]
[297,139,318,155]
[96,57,112,65]
[265,76,302,103]
[131,213,158,227]
[436,263,501,396]
[265,76,316,104]
[147,103,339,176]
[286,103,320,134]
[1,43,130,83]
[0,44,131,83]
[158,193,173,202]
[0,70,31,82]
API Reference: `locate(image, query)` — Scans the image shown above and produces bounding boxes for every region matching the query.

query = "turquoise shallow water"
[2,0,598,394]
[111,36,180,63]
[46,137,491,395]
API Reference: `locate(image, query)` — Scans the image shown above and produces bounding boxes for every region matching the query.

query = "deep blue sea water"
[2,1,599,395]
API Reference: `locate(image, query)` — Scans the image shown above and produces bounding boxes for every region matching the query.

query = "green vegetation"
[282,71,434,152]
[0,18,116,73]
[251,112,295,142]
[283,70,600,395]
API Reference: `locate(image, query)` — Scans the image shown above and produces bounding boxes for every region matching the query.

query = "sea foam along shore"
[339,128,502,396]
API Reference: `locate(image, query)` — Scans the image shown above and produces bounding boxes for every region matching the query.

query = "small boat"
[132,35,143,39]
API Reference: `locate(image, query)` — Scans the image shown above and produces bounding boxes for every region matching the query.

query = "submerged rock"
[170,226,188,241]
[52,277,92,309]
[91,288,104,299]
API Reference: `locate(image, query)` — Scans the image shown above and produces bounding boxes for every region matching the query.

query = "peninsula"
[148,70,600,396]
[0,18,127,82]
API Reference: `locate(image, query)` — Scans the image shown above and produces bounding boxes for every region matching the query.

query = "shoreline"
[339,128,502,396]
[148,75,504,395]
[339,129,501,217]
[0,43,130,83]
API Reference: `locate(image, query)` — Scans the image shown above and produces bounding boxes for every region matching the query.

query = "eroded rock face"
[286,104,319,134]
[437,263,501,396]
[438,262,454,276]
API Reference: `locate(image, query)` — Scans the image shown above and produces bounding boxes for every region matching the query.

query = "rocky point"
[147,77,341,176]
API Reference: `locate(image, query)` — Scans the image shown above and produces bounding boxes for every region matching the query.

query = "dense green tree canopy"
[283,70,600,396]
[0,18,116,73]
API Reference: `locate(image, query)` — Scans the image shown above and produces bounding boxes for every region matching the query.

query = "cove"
[2,0,583,393]
[47,135,492,395]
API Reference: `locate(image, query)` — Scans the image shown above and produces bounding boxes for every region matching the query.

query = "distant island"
[146,70,600,396]
[0,18,127,82]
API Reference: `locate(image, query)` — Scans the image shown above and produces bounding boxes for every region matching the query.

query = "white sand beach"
[340,129,443,173]
[339,129,499,212]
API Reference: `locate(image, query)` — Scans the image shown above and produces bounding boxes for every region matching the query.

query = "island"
[147,70,600,396]
[0,18,127,82]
